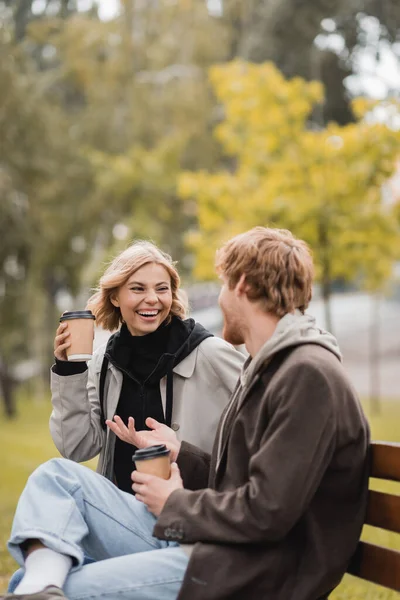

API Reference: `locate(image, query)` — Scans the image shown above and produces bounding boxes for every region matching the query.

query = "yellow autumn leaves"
[179,60,400,292]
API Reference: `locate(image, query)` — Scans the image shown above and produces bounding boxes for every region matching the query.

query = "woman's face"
[111,262,173,336]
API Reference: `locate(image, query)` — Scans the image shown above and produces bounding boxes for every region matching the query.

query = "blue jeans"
[7,458,189,599]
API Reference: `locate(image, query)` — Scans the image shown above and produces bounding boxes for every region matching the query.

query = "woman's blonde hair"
[87,241,188,331]
[215,226,314,318]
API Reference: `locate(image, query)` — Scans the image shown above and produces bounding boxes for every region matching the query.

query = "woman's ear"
[110,294,120,308]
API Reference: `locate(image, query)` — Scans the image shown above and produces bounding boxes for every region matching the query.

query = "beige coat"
[50,336,245,481]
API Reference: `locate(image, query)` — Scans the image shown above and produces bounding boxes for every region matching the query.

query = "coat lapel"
[215,347,293,480]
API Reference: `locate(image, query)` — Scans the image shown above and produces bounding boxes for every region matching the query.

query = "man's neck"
[243,311,280,358]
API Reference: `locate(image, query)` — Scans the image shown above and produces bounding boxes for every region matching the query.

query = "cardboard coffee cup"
[133,444,171,479]
[59,310,95,362]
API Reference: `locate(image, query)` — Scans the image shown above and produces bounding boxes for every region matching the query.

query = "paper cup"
[60,310,95,362]
[133,444,171,479]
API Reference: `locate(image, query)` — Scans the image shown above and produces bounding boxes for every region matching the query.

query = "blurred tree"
[222,0,400,125]
[0,19,97,414]
[179,61,400,332]
[0,0,88,41]
[2,0,400,417]
[30,0,229,259]
[0,0,230,416]
[0,27,51,415]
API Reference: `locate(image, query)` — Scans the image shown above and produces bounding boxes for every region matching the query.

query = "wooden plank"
[348,541,400,591]
[371,442,400,481]
[365,490,400,534]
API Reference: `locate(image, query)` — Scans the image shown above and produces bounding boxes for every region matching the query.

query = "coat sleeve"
[177,441,211,490]
[49,349,106,462]
[154,361,337,544]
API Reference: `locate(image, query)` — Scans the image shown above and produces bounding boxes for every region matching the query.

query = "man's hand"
[106,416,181,462]
[131,462,183,516]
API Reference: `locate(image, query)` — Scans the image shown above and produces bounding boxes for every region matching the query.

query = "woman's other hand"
[54,321,70,361]
[106,416,181,462]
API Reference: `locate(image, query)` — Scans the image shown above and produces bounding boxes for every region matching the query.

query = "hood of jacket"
[105,316,213,383]
[168,317,214,369]
[241,310,342,391]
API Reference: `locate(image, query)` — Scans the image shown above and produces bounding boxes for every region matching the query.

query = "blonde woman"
[50,241,245,492]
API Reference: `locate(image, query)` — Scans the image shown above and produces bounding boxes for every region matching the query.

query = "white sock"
[14,547,73,594]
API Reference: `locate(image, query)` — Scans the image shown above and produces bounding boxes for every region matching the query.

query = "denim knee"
[8,568,24,593]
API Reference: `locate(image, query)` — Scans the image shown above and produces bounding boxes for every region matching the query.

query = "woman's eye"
[130,287,143,292]
[157,287,170,292]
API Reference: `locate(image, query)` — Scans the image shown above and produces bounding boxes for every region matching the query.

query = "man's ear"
[235,274,250,297]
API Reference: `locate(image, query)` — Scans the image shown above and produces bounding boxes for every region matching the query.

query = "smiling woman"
[110,263,174,336]
[49,240,245,494]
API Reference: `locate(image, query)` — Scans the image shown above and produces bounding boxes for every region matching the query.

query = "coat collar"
[172,347,197,378]
[214,346,294,480]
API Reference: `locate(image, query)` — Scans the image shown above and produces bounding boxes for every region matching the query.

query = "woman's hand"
[106,416,181,462]
[54,321,70,361]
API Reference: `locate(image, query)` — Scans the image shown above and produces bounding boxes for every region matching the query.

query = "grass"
[0,394,399,597]
[0,393,97,591]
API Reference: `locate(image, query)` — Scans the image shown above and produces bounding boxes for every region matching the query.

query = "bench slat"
[371,441,400,481]
[347,541,400,590]
[366,490,400,533]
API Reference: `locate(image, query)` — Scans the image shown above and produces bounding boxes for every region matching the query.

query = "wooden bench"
[347,441,400,591]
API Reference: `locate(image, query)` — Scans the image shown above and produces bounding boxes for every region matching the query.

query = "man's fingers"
[131,470,152,484]
[170,462,181,480]
[132,482,150,497]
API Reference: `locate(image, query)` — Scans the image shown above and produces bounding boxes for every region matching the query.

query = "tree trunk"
[0,359,17,418]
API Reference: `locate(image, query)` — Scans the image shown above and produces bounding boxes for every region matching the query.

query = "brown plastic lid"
[132,444,170,462]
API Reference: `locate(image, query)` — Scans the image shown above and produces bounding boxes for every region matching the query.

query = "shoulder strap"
[99,355,109,431]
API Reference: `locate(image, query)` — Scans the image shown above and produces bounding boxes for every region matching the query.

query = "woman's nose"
[145,290,158,304]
